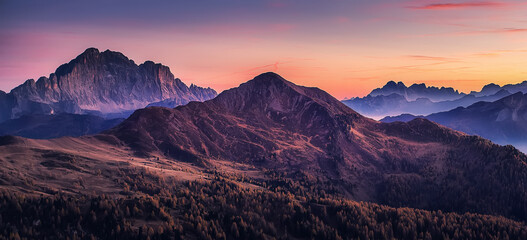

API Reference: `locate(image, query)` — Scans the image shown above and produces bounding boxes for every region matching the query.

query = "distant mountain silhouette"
[0,48,217,122]
[104,72,527,220]
[381,92,527,152]
[343,80,525,118]
[369,80,464,101]
[343,89,511,119]
[470,81,527,97]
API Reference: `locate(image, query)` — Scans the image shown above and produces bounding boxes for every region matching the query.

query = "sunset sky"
[1,0,527,99]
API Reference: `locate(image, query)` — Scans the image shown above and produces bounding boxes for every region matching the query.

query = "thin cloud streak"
[406,55,459,62]
[472,49,527,57]
[408,1,508,10]
[396,27,527,38]
[459,28,527,35]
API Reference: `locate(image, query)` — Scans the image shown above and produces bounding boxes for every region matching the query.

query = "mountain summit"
[110,72,368,166]
[213,72,359,117]
[0,48,217,121]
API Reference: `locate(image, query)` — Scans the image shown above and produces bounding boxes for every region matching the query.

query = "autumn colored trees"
[1,167,526,239]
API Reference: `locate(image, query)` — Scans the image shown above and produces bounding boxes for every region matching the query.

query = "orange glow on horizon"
[1,1,527,99]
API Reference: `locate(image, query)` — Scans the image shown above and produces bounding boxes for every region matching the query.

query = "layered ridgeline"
[470,82,527,97]
[343,80,527,119]
[2,72,527,238]
[382,92,527,152]
[0,48,217,122]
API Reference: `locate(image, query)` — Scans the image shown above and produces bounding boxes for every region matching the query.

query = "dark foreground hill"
[107,72,527,221]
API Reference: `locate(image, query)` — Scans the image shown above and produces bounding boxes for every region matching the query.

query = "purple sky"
[1,0,527,98]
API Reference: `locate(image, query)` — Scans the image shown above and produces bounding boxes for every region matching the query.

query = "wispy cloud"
[495,49,527,53]
[408,1,507,10]
[472,52,500,57]
[391,65,472,72]
[406,55,459,61]
[460,28,527,35]
[472,49,527,57]
[388,55,467,72]
[495,28,527,33]
[396,27,527,38]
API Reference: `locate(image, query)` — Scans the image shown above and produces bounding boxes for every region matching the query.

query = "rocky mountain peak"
[410,83,426,89]
[83,47,99,54]
[384,80,406,88]
[481,83,500,91]
[251,72,288,84]
[472,83,501,96]
[237,72,297,96]
[78,47,100,58]
[55,48,135,78]
[0,48,217,121]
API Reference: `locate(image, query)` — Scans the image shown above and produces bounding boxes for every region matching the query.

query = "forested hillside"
[2,168,526,240]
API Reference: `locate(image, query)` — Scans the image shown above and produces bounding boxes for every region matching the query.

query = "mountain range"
[369,80,465,101]
[0,48,217,122]
[470,81,527,97]
[3,72,527,224]
[381,92,527,152]
[344,80,527,119]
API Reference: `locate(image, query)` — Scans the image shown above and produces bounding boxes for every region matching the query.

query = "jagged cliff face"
[2,48,217,121]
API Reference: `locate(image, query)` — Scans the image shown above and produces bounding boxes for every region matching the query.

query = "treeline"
[377,141,527,221]
[1,168,526,240]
